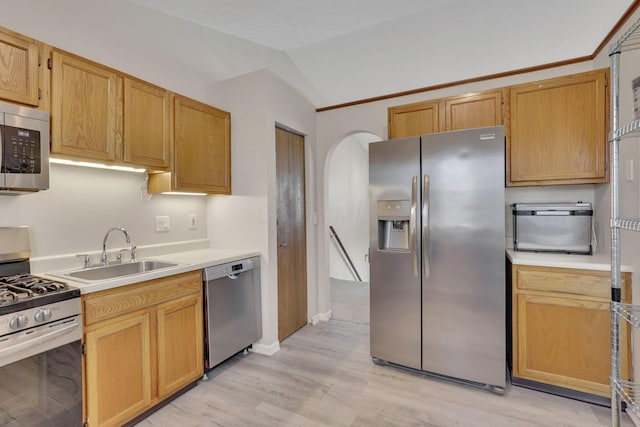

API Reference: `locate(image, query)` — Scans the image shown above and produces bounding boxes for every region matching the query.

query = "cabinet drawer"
[514,266,628,299]
[83,270,201,326]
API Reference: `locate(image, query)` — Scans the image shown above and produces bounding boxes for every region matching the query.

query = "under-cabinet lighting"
[160,191,208,196]
[49,158,146,173]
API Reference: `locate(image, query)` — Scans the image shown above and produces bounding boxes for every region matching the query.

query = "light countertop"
[506,249,632,272]
[44,248,261,294]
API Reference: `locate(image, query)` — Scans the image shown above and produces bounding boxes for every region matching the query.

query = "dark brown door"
[276,127,307,341]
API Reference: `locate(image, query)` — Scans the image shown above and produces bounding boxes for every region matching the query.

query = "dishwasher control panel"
[203,257,258,281]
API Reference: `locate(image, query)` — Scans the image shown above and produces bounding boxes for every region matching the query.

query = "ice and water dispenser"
[377,200,410,251]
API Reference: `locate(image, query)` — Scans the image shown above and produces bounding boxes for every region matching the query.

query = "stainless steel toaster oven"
[512,202,592,254]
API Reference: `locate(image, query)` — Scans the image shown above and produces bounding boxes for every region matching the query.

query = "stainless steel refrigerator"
[369,126,506,391]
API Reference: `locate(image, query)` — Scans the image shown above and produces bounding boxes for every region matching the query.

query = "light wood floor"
[135,320,631,426]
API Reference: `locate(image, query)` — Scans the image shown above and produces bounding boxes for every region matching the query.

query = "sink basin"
[56,260,180,282]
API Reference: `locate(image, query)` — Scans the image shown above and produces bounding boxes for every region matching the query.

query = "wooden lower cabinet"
[82,271,203,427]
[157,293,203,399]
[512,265,631,398]
[85,310,152,427]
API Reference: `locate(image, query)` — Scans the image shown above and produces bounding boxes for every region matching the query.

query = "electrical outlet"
[189,214,197,229]
[155,216,170,232]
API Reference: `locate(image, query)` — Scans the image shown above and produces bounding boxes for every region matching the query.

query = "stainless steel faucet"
[101,227,132,265]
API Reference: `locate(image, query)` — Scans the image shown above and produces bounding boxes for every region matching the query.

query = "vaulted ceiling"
[2,1,636,108]
[126,0,636,107]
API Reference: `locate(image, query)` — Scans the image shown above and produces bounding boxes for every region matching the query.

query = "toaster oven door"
[514,210,592,254]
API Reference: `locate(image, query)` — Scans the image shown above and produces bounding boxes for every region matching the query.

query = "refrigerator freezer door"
[369,137,422,370]
[420,126,506,388]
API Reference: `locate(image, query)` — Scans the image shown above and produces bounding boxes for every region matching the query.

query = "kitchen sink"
[54,260,180,282]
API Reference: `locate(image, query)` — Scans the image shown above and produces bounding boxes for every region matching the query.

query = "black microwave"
[0,101,50,194]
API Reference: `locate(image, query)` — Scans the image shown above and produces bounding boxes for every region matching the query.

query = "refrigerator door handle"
[423,173,430,278]
[410,175,418,277]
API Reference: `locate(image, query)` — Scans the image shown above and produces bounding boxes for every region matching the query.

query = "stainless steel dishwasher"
[203,256,262,371]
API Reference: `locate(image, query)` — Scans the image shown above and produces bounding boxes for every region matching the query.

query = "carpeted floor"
[330,278,369,325]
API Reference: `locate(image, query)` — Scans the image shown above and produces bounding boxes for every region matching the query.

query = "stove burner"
[0,290,17,304]
[0,274,70,307]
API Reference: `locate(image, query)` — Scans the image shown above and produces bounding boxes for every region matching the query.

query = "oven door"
[0,315,82,427]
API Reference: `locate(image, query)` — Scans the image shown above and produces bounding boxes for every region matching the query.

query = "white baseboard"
[312,310,332,325]
[251,341,280,356]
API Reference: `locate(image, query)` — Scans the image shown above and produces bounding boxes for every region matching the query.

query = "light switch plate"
[189,214,197,229]
[155,216,170,232]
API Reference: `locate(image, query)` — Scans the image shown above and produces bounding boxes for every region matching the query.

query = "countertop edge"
[506,249,633,273]
[43,248,262,294]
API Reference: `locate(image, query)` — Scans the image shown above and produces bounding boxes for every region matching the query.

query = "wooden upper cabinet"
[123,77,171,170]
[444,90,503,131]
[388,89,504,138]
[0,28,39,106]
[388,100,440,138]
[508,69,608,186]
[172,95,231,194]
[50,50,121,161]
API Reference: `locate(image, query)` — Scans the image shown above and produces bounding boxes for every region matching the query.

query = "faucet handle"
[115,249,129,263]
[130,245,137,262]
[76,253,91,268]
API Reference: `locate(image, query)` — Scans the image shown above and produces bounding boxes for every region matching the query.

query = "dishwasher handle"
[203,257,260,281]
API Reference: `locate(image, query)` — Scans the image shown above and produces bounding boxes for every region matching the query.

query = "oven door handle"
[0,319,80,361]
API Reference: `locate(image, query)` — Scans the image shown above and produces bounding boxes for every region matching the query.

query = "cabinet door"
[508,70,608,186]
[515,293,629,397]
[0,29,39,106]
[85,311,152,427]
[173,95,231,194]
[444,90,503,131]
[123,77,171,170]
[388,100,440,138]
[51,50,120,161]
[156,292,203,398]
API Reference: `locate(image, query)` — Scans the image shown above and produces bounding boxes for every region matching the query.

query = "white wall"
[0,164,207,271]
[205,69,317,352]
[327,134,375,282]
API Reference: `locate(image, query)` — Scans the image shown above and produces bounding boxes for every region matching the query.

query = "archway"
[326,131,382,324]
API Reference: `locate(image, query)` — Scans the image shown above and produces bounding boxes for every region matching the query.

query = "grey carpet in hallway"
[330,278,369,325]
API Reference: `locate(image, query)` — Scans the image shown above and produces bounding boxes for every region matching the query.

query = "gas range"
[0,227,83,426]
[0,227,82,352]
[0,272,81,340]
